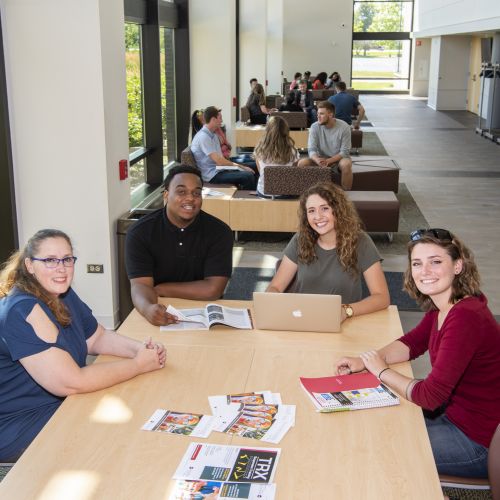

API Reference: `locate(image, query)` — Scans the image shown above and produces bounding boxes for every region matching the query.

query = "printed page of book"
[160,306,209,331]
[170,479,276,500]
[173,442,281,485]
[206,304,252,329]
[141,409,215,438]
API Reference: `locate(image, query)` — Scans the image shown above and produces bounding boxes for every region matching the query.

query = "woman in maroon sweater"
[335,229,500,478]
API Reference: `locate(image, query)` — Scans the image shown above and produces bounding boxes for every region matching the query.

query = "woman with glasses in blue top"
[0,229,167,462]
[335,229,500,479]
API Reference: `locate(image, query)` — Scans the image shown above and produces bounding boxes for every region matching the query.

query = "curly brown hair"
[253,116,297,165]
[0,229,73,326]
[403,232,481,311]
[297,182,363,274]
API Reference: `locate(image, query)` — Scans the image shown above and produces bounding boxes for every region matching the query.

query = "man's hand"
[315,157,328,167]
[353,123,360,130]
[239,165,255,174]
[144,303,178,327]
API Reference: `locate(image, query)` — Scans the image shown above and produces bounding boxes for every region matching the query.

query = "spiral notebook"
[300,372,399,413]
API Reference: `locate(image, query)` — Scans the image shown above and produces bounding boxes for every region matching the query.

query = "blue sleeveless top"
[0,287,98,461]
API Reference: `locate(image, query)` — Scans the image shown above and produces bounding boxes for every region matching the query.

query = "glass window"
[125,22,145,186]
[352,39,411,90]
[354,1,412,33]
[352,0,413,91]
[160,27,176,167]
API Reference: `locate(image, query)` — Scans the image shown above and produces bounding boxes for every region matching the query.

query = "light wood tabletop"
[0,300,442,499]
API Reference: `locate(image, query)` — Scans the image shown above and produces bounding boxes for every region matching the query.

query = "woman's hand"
[359,350,388,377]
[144,337,167,368]
[133,344,164,374]
[334,356,365,375]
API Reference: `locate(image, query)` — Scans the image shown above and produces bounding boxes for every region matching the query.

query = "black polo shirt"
[125,208,233,285]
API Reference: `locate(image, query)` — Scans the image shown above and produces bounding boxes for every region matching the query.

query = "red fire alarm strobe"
[416,40,422,47]
[119,159,128,180]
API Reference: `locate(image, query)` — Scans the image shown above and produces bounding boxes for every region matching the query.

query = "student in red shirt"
[335,228,500,478]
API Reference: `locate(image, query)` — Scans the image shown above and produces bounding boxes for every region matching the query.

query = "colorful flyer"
[142,409,215,438]
[169,479,276,499]
[173,442,281,485]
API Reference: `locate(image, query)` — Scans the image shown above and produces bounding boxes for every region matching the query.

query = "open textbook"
[160,304,252,331]
[300,372,400,413]
[171,442,280,500]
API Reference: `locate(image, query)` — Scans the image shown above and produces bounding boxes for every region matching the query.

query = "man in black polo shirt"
[125,165,233,326]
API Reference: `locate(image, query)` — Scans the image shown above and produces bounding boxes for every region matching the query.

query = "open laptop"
[252,292,342,333]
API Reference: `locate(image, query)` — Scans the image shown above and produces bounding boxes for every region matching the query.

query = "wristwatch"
[342,304,354,319]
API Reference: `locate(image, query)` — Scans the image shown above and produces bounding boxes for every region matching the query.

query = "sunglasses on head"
[410,228,453,242]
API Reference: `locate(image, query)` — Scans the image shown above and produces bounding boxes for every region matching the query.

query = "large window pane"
[352,39,411,90]
[160,27,176,166]
[125,22,145,187]
[354,1,413,33]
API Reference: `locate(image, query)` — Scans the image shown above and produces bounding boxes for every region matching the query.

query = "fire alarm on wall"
[119,159,128,180]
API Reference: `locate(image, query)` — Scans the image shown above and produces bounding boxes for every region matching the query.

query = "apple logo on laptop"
[292,309,302,318]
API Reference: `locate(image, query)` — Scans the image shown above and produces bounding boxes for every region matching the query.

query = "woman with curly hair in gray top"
[267,182,389,322]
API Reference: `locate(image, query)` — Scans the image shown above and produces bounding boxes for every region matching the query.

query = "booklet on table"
[300,372,400,413]
[161,304,252,331]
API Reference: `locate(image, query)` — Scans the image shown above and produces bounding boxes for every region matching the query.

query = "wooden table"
[0,301,442,499]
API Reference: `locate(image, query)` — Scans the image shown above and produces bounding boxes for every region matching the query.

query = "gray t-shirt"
[308,119,351,159]
[284,232,381,302]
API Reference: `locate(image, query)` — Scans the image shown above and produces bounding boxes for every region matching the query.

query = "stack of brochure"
[141,391,295,444]
[170,442,279,500]
[209,391,296,444]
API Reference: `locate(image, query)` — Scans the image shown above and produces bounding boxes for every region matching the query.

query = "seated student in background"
[213,116,255,169]
[295,79,317,126]
[325,71,342,89]
[267,182,389,322]
[312,72,328,90]
[126,165,234,326]
[328,81,365,129]
[298,100,352,190]
[335,229,500,479]
[246,83,276,125]
[279,91,302,113]
[289,72,302,91]
[191,109,204,138]
[0,229,166,462]
[190,106,257,190]
[303,71,313,89]
[253,116,299,197]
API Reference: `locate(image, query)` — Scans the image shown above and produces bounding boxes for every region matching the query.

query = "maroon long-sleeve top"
[398,294,500,447]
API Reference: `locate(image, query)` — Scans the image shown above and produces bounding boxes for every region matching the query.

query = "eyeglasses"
[31,256,78,268]
[410,228,452,242]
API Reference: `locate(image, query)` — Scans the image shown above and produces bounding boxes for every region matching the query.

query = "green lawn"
[353,82,395,90]
[352,70,396,78]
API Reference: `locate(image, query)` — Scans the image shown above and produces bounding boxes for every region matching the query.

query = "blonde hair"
[0,229,73,326]
[297,182,363,274]
[253,116,297,165]
[403,233,481,311]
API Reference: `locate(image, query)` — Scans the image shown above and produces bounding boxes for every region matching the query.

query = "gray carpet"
[224,268,420,311]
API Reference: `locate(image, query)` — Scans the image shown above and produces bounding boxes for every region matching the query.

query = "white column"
[239,0,267,106]
[410,38,431,97]
[1,0,130,328]
[189,0,237,139]
[266,0,283,96]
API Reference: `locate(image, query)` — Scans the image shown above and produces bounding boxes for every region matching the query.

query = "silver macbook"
[252,292,342,333]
